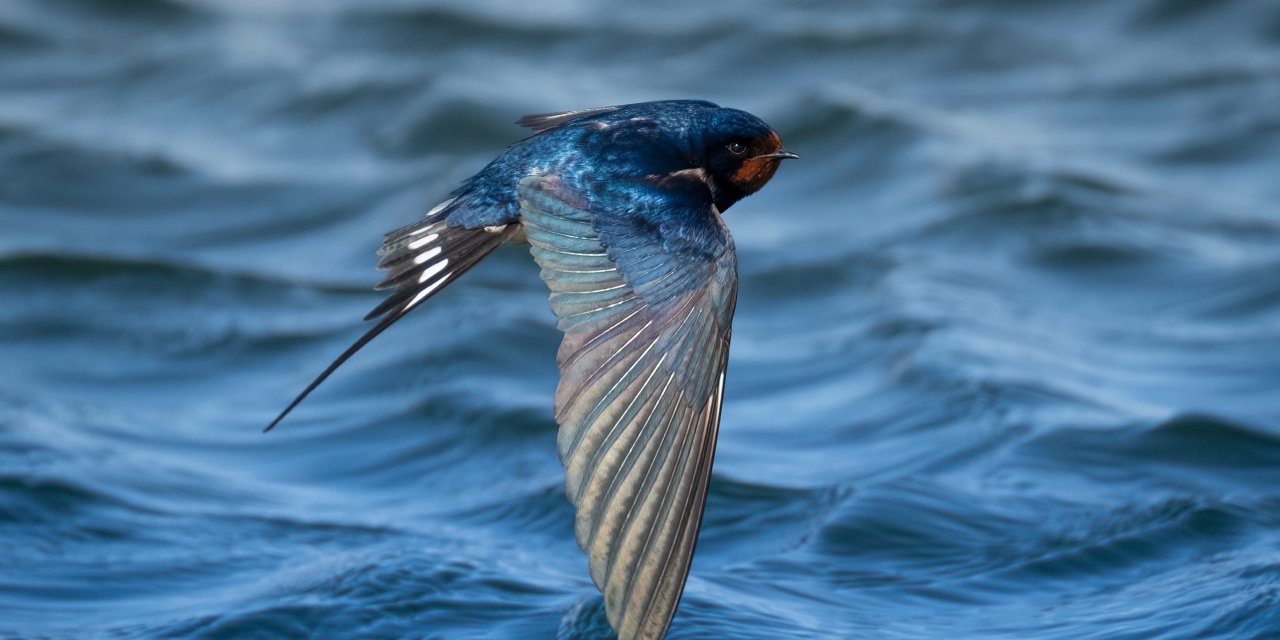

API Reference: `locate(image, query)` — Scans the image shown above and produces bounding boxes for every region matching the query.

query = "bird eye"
[727,141,747,155]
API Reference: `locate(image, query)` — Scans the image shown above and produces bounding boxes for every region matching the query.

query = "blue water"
[2,0,1280,638]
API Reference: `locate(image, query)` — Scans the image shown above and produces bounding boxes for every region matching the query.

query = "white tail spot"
[413,246,443,265]
[408,233,439,250]
[418,259,449,283]
[408,271,453,308]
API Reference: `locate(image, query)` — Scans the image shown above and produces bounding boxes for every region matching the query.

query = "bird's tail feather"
[264,217,517,432]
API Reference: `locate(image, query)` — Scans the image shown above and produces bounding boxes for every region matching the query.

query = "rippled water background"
[3,0,1280,638]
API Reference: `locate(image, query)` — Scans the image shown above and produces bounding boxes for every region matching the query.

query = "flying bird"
[266,99,797,640]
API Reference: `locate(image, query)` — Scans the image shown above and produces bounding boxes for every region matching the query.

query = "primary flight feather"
[266,99,796,640]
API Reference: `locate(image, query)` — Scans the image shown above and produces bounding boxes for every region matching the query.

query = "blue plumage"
[266,100,795,640]
[443,100,785,229]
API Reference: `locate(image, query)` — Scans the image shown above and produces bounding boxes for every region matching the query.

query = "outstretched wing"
[519,174,737,640]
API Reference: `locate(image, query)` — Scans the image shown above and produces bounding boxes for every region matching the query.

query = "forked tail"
[264,215,518,431]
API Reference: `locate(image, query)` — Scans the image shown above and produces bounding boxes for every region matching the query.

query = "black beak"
[756,150,800,160]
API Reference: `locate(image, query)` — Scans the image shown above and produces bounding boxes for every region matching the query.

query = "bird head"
[697,108,798,211]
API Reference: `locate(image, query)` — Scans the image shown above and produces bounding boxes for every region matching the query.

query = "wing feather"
[516,105,620,133]
[519,174,737,640]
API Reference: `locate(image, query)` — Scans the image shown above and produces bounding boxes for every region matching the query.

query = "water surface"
[2,0,1279,638]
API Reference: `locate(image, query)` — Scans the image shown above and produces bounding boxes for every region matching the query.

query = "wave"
[53,0,202,24]
[1017,413,1280,489]
[0,251,371,296]
[0,18,47,50]
[805,474,1264,603]
[1184,261,1280,319]
[993,498,1249,585]
[0,122,197,184]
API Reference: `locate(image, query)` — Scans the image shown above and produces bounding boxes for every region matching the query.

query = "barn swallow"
[266,99,796,640]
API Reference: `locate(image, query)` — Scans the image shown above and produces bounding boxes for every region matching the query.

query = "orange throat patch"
[731,156,781,192]
[730,132,784,193]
